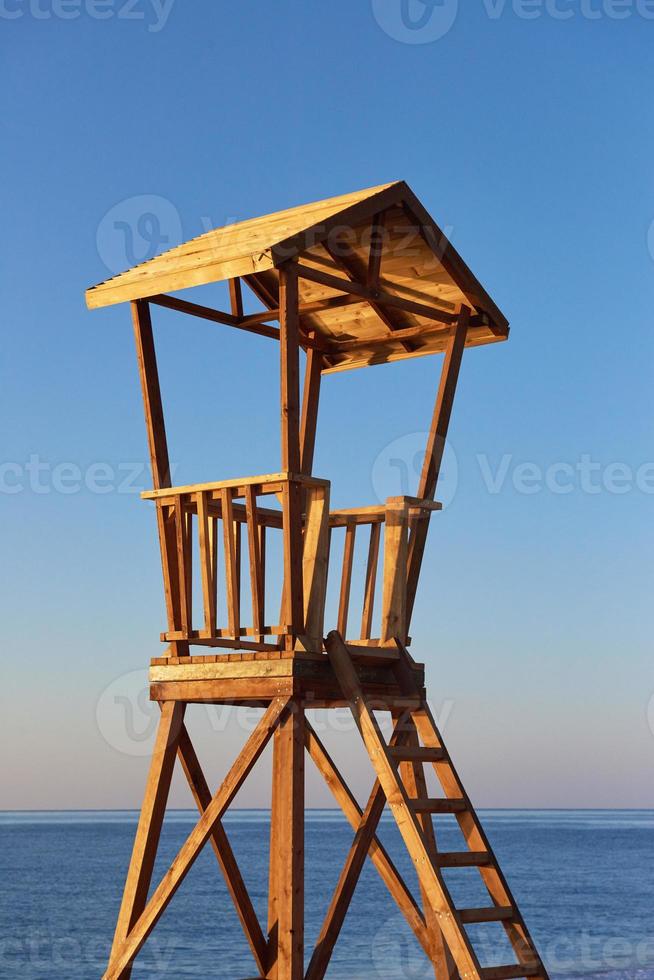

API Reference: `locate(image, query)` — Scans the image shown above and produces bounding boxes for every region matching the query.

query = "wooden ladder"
[325,630,548,980]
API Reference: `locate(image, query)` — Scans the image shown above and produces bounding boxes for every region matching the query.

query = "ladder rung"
[459,906,515,924]
[411,798,467,814]
[480,965,541,980]
[388,746,447,762]
[437,851,491,867]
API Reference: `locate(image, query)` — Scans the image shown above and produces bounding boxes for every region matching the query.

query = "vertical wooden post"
[299,344,323,476]
[131,298,187,655]
[279,263,301,474]
[405,306,470,630]
[302,484,330,650]
[381,503,408,644]
[267,701,305,980]
[279,263,304,640]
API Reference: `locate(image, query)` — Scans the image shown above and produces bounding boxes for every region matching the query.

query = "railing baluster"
[360,522,381,641]
[337,518,356,638]
[221,488,240,639]
[197,491,216,636]
[245,486,264,641]
[259,525,266,624]
[174,496,191,636]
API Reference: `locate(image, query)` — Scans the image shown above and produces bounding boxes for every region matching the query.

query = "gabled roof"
[86,181,509,373]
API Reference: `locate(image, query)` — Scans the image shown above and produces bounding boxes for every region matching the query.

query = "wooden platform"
[149,649,426,707]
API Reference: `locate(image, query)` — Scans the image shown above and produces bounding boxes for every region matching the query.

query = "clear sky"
[2,1,653,811]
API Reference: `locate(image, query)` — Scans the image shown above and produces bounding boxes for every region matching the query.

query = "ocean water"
[1,809,652,979]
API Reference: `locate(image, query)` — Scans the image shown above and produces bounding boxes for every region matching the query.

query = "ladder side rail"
[325,630,483,980]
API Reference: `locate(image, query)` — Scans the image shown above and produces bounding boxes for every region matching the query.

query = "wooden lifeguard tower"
[86,181,547,980]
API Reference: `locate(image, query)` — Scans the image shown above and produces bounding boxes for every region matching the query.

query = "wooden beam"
[132,300,188,654]
[322,237,414,352]
[279,264,301,473]
[299,344,323,476]
[108,701,185,980]
[104,698,289,980]
[149,293,279,340]
[400,193,509,337]
[296,263,457,327]
[367,211,385,288]
[405,306,469,629]
[267,701,305,980]
[131,300,171,490]
[229,277,244,318]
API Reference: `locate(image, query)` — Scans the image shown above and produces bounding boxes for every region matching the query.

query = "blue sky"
[1,1,653,810]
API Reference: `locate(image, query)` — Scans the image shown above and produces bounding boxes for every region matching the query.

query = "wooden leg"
[108,700,185,980]
[267,699,304,980]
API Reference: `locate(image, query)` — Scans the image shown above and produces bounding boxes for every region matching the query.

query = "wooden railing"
[142,472,330,654]
[143,475,440,656]
[329,497,442,648]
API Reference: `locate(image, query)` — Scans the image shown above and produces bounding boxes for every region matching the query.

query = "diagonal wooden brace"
[175,720,268,976]
[304,721,431,961]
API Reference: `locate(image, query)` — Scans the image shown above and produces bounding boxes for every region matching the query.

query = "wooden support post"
[108,701,185,980]
[132,300,188,655]
[279,264,304,640]
[405,306,470,630]
[302,484,330,650]
[381,504,408,644]
[300,344,323,476]
[267,700,305,980]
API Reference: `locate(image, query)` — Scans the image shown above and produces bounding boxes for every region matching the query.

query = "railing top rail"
[142,471,330,501]
[330,497,442,527]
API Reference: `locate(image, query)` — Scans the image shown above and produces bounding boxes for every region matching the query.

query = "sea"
[1,809,652,979]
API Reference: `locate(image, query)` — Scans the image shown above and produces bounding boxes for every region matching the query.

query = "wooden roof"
[86,181,509,373]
